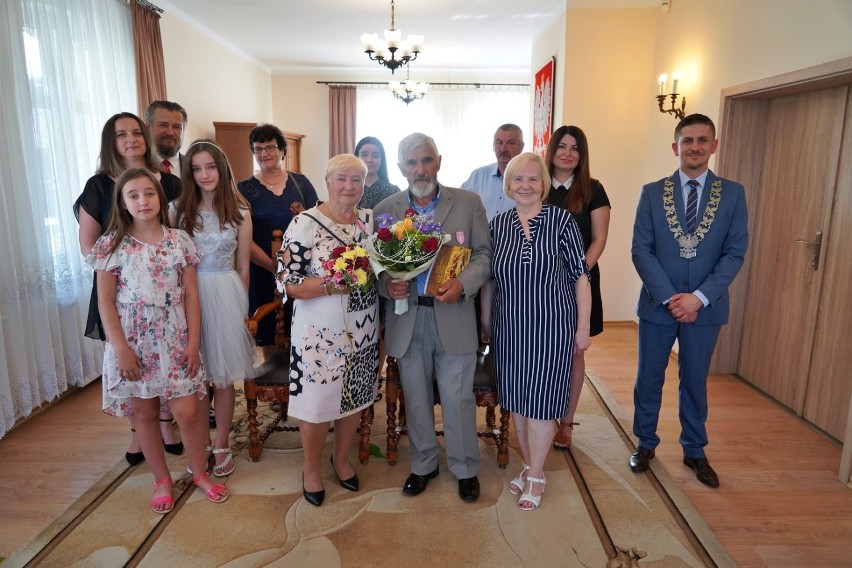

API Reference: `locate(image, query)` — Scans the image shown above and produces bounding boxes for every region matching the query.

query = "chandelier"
[360,1,423,74]
[389,68,429,105]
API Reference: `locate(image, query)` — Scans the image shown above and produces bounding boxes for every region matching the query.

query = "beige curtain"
[329,85,357,157]
[131,0,167,113]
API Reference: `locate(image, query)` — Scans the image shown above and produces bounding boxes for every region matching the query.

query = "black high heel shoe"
[126,428,145,466]
[330,456,359,492]
[302,474,325,507]
[160,418,184,456]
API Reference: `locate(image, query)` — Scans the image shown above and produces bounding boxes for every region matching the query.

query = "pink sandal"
[193,472,229,504]
[150,477,174,514]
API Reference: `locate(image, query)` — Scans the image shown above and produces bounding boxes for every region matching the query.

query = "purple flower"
[376,213,396,229]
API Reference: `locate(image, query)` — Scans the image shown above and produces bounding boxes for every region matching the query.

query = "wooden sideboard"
[213,122,305,182]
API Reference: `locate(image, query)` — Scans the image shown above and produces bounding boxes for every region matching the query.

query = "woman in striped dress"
[484,152,591,511]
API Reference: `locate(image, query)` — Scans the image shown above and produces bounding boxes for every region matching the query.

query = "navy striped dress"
[490,205,589,420]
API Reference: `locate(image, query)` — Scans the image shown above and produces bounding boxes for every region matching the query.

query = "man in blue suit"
[630,114,748,487]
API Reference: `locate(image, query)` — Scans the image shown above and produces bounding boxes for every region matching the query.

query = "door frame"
[711,56,852,483]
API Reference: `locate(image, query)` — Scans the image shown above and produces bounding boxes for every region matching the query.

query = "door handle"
[795,230,823,270]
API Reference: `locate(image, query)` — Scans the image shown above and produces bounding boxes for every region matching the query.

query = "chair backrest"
[270,229,289,350]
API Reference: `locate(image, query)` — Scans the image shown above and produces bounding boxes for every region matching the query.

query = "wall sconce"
[656,71,686,120]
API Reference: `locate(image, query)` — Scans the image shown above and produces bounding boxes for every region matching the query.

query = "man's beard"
[410,177,435,198]
[156,140,180,158]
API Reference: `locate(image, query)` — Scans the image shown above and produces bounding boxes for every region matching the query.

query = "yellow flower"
[354,269,367,284]
[333,258,347,271]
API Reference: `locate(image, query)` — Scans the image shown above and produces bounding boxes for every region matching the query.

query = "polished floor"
[1,323,850,566]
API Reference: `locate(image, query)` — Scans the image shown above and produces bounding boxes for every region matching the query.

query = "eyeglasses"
[251,144,279,155]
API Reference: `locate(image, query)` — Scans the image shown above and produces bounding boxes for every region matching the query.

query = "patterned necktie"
[685,179,699,234]
[161,159,171,174]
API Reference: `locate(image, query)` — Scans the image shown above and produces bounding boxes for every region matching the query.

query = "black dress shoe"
[330,456,359,491]
[629,446,655,473]
[164,441,184,456]
[125,451,145,466]
[302,475,326,506]
[402,467,439,496]
[683,456,720,488]
[458,476,480,502]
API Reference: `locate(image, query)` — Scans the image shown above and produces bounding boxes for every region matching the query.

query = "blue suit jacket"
[631,170,748,326]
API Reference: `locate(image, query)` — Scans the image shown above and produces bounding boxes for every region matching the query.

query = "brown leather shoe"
[629,446,655,472]
[683,456,720,488]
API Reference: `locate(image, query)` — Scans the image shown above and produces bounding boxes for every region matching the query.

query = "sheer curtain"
[0,0,136,438]
[356,86,531,189]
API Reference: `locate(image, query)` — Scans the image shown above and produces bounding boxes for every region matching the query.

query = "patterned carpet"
[5,375,733,567]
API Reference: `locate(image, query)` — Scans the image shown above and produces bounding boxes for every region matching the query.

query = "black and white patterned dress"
[277,207,379,423]
[490,205,589,420]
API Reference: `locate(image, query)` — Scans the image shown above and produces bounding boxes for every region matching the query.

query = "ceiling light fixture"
[389,67,428,105]
[360,1,423,74]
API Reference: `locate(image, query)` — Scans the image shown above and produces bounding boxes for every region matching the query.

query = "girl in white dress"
[88,168,228,513]
[172,140,255,477]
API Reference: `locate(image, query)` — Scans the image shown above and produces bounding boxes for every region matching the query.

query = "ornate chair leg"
[385,357,399,466]
[497,407,510,468]
[245,378,262,461]
[358,405,372,464]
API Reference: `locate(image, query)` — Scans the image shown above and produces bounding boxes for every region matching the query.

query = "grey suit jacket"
[631,170,749,326]
[374,185,492,356]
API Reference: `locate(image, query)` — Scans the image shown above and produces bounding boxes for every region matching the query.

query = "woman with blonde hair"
[485,152,591,510]
[277,154,379,506]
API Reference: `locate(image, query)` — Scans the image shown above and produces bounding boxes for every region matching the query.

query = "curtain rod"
[126,0,164,14]
[317,81,529,87]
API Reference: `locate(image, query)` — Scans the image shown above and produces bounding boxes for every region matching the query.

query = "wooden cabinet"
[213,122,305,182]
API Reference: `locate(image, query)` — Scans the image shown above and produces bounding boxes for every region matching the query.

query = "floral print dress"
[277,207,379,423]
[86,227,206,417]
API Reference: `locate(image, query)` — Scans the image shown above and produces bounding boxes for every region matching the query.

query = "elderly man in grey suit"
[630,113,748,488]
[374,132,492,502]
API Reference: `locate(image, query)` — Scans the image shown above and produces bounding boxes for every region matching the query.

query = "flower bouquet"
[321,244,376,292]
[364,209,450,314]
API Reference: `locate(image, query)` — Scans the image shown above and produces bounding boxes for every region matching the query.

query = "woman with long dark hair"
[544,125,611,450]
[354,136,399,209]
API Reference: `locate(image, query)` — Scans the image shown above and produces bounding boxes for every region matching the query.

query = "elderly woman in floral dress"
[276,154,379,507]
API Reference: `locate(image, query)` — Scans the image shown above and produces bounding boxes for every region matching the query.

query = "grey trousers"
[397,306,480,479]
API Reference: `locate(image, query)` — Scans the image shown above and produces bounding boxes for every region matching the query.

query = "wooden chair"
[384,344,510,468]
[243,229,375,463]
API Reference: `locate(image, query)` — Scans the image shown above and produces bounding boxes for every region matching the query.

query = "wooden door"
[737,86,847,413]
[801,90,852,437]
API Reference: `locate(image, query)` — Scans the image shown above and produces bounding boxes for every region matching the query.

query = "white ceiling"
[159,0,659,79]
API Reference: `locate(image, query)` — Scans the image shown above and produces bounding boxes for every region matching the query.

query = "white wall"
[160,14,272,147]
[645,0,852,181]
[270,74,329,196]
[531,9,567,129]
[563,8,658,324]
[535,0,852,324]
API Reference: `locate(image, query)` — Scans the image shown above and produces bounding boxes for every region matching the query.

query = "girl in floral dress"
[88,168,228,513]
[172,140,256,478]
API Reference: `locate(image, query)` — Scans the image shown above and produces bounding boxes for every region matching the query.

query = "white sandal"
[213,447,235,477]
[186,445,213,475]
[518,475,546,511]
[508,463,529,495]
